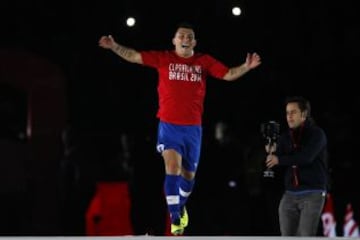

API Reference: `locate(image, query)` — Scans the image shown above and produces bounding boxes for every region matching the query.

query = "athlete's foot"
[180,206,189,228]
[171,219,184,235]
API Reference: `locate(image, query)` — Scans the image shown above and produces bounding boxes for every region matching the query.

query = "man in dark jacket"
[265,96,328,236]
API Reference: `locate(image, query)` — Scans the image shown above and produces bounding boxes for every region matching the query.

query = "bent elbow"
[222,72,236,81]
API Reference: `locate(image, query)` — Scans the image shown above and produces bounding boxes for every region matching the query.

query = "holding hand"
[266,154,279,169]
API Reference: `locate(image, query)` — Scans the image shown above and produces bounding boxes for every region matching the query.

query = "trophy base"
[263,169,274,178]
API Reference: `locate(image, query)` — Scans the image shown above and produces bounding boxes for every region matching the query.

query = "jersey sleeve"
[140,51,162,68]
[204,55,229,79]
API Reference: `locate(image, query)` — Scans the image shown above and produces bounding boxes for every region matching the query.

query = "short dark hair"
[285,96,311,117]
[176,21,195,31]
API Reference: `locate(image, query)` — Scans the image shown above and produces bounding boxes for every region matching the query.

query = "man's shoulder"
[194,52,213,58]
[309,124,325,134]
[308,125,327,142]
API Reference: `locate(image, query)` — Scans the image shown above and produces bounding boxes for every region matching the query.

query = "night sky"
[2,0,359,127]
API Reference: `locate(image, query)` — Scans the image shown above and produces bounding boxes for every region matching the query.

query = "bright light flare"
[232,6,242,16]
[126,17,136,27]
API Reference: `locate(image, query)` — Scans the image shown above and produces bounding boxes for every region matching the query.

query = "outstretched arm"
[98,35,143,64]
[223,52,261,81]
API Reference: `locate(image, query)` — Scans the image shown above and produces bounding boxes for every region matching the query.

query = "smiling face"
[172,27,197,58]
[286,102,307,129]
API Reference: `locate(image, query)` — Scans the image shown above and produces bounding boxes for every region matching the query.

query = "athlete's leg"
[179,169,195,206]
[162,149,183,234]
[178,169,194,228]
[156,121,201,235]
[163,149,182,218]
[178,125,201,229]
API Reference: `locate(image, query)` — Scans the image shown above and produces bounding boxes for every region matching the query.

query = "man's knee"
[163,149,182,174]
[181,168,195,180]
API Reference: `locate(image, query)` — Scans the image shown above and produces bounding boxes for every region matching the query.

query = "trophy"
[260,121,280,178]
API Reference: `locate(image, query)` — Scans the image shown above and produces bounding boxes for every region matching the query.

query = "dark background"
[0,0,359,236]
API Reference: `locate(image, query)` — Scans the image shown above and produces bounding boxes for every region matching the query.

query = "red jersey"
[140,50,229,125]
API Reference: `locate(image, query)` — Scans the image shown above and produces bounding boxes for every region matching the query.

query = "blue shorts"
[156,121,202,172]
